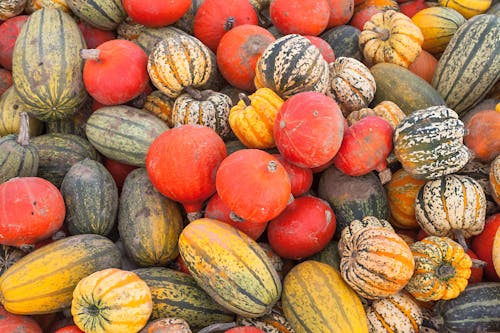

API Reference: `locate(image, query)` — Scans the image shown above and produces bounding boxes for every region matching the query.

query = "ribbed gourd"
[12,8,88,121]
[254,34,330,99]
[142,90,175,127]
[133,26,189,54]
[0,86,43,137]
[66,0,127,31]
[0,0,27,20]
[393,106,470,180]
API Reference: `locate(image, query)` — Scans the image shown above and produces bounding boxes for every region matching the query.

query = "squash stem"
[378,168,392,185]
[471,258,487,268]
[373,27,390,41]
[80,49,101,61]
[238,93,252,106]
[224,16,235,31]
[184,86,203,100]
[452,229,468,251]
[267,160,278,172]
[436,263,456,280]
[198,322,237,333]
[16,112,30,146]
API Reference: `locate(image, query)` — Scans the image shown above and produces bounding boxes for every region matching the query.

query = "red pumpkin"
[464,110,500,162]
[267,196,336,260]
[226,328,266,333]
[327,0,355,28]
[78,22,116,49]
[0,67,12,96]
[467,249,484,284]
[333,115,393,182]
[273,92,345,169]
[0,305,42,333]
[399,0,429,18]
[194,0,259,52]
[471,213,500,281]
[31,313,58,333]
[173,255,191,275]
[350,6,383,31]
[217,24,275,92]
[204,193,268,240]
[270,0,330,36]
[408,49,438,84]
[0,15,28,70]
[146,125,227,219]
[304,36,336,63]
[82,39,149,105]
[0,177,65,247]
[104,158,139,193]
[216,149,291,223]
[122,0,192,27]
[54,326,84,333]
[273,154,313,197]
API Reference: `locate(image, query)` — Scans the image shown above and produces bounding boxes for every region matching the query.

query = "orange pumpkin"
[269,0,330,36]
[464,109,500,162]
[408,50,438,84]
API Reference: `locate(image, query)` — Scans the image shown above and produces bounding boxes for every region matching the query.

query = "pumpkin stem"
[378,168,392,185]
[267,160,278,172]
[17,112,30,146]
[471,258,487,268]
[430,315,445,329]
[373,27,390,41]
[19,244,35,253]
[224,16,235,31]
[198,322,237,333]
[80,48,101,61]
[436,263,456,280]
[184,86,203,100]
[238,93,252,106]
[229,211,245,222]
[187,211,202,222]
[452,229,468,251]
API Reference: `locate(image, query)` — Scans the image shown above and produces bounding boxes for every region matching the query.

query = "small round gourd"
[142,90,175,127]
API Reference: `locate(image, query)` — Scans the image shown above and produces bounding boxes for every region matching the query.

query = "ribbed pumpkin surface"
[339,216,394,250]
[432,14,500,115]
[134,26,188,54]
[118,168,183,267]
[12,8,88,121]
[133,267,235,330]
[0,86,43,137]
[491,156,500,205]
[66,0,127,31]
[0,134,39,183]
[439,0,492,18]
[0,234,121,314]
[142,90,174,126]
[85,106,168,167]
[178,218,282,317]
[282,260,368,333]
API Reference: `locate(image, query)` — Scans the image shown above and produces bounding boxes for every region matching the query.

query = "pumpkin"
[0,305,43,333]
[0,177,64,247]
[142,90,175,126]
[439,0,492,18]
[399,0,429,17]
[408,50,438,84]
[338,216,394,252]
[354,0,399,12]
[346,101,405,129]
[0,87,43,137]
[273,154,313,197]
[304,35,336,63]
[54,326,84,333]
[0,15,29,70]
[77,22,116,49]
[339,226,414,299]
[216,24,275,92]
[491,155,500,205]
[71,268,153,333]
[228,88,283,149]
[415,175,486,246]
[269,0,330,36]
[346,107,376,126]
[350,6,384,32]
[146,125,226,220]
[254,34,330,99]
[0,68,12,96]
[0,112,39,183]
[174,0,205,35]
[494,227,500,279]
[359,10,424,68]
[327,0,354,28]
[411,7,466,55]
[471,214,500,281]
[366,291,423,333]
[123,0,191,27]
[333,115,393,183]
[172,88,232,138]
[0,0,26,20]
[274,92,345,168]
[385,169,426,229]
[464,109,500,162]
[216,149,291,223]
[393,106,470,179]
[405,236,472,301]
[148,34,219,99]
[81,39,149,105]
[139,318,192,333]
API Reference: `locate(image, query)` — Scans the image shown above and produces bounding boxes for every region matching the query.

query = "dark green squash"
[317,166,389,238]
[61,158,118,236]
[308,240,341,271]
[320,25,363,61]
[118,168,184,267]
[45,99,94,139]
[133,26,188,55]
[133,267,235,330]
[66,0,127,31]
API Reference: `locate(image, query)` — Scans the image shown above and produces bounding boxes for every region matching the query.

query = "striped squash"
[133,267,235,330]
[0,0,26,20]
[60,158,118,236]
[432,14,500,116]
[433,282,500,332]
[31,133,98,187]
[372,101,406,129]
[237,310,294,333]
[142,90,175,126]
[0,86,43,137]
[148,34,219,98]
[178,218,282,318]
[66,0,126,30]
[134,26,189,54]
[385,169,426,229]
[0,234,121,315]
[491,155,500,205]
[366,292,423,333]
[254,34,330,99]
[25,0,70,13]
[339,216,394,253]
[415,175,486,238]
[339,227,415,299]
[393,106,470,180]
[85,106,168,167]
[12,8,88,122]
[439,0,493,18]
[411,7,466,55]
[118,168,183,267]
[282,260,368,333]
[0,113,39,183]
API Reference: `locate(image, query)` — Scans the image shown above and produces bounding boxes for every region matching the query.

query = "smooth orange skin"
[304,36,336,63]
[471,214,500,281]
[408,50,438,84]
[327,0,354,28]
[123,0,192,27]
[270,0,330,36]
[464,109,500,162]
[0,306,42,333]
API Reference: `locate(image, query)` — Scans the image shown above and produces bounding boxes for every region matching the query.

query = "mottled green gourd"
[0,112,39,183]
[61,159,118,236]
[12,8,88,121]
[66,0,127,31]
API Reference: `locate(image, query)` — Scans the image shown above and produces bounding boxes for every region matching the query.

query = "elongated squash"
[0,86,43,137]
[12,8,88,121]
[66,0,127,31]
[0,234,121,315]
[282,260,368,333]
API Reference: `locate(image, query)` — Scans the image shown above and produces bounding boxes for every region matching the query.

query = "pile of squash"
[0,0,499,332]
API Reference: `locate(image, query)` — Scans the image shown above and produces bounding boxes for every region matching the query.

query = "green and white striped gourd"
[66,0,127,31]
[393,105,471,179]
[0,86,43,137]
